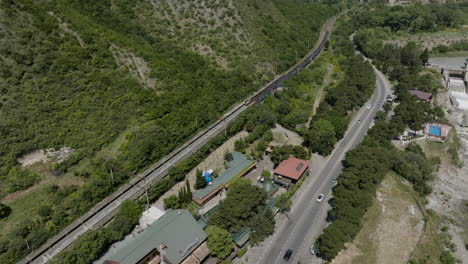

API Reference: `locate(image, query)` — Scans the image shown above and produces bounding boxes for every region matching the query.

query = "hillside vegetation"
[0,0,339,262]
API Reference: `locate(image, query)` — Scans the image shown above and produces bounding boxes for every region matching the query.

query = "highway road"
[258,65,392,264]
[20,15,338,264]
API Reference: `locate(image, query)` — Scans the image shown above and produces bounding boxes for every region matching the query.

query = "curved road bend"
[258,66,391,264]
[20,16,339,264]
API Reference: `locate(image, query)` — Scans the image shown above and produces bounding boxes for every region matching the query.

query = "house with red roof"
[273,157,309,187]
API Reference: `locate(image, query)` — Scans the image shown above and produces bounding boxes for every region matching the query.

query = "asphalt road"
[258,66,391,264]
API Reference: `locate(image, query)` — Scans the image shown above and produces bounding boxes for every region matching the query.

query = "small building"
[192,152,256,205]
[408,90,432,102]
[273,157,309,186]
[103,210,209,264]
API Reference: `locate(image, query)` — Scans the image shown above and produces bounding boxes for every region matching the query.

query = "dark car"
[283,249,293,261]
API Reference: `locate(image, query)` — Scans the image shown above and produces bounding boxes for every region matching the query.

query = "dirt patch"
[331,175,424,264]
[17,147,75,167]
[332,243,363,264]
[110,44,157,89]
[17,150,48,167]
[48,12,86,48]
[425,83,468,262]
[271,124,303,146]
[152,131,248,209]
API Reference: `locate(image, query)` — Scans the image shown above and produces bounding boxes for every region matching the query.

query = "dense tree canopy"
[206,226,234,259]
[208,178,267,233]
[270,144,309,166]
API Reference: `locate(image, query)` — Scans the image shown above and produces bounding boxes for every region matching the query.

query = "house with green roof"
[193,152,256,205]
[103,209,209,264]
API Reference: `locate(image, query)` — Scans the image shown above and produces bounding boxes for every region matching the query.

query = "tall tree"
[275,193,292,214]
[195,169,207,190]
[206,226,234,259]
[208,178,267,232]
[250,209,275,245]
[420,48,429,66]
[308,119,337,155]
[184,179,192,203]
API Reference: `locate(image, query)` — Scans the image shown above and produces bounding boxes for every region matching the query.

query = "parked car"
[316,194,324,203]
[367,104,371,109]
[283,249,293,261]
[309,244,316,255]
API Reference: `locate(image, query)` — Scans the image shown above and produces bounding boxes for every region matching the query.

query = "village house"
[273,157,309,187]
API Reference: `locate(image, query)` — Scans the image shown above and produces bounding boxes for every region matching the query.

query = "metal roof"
[408,90,432,100]
[193,152,255,200]
[104,209,207,264]
[273,157,309,180]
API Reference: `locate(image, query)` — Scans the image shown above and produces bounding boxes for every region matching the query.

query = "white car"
[316,194,324,203]
[367,104,371,109]
[309,244,316,255]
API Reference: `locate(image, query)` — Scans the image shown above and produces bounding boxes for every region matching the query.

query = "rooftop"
[273,157,309,180]
[193,152,255,200]
[103,209,207,264]
[408,90,432,101]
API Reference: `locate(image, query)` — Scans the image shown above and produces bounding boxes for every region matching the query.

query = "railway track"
[20,16,334,264]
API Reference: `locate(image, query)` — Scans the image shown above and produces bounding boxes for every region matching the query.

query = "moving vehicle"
[283,249,293,261]
[367,104,371,109]
[316,194,324,203]
[357,119,361,123]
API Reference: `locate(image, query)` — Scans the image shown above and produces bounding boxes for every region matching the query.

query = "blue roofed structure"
[193,152,255,204]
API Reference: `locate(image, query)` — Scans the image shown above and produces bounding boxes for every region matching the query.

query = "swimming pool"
[429,125,441,137]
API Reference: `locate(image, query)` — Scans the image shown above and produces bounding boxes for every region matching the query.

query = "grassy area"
[332,173,424,264]
[409,211,446,264]
[0,186,52,236]
[420,129,462,168]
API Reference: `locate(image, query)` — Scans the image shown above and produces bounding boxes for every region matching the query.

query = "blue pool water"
[429,125,441,137]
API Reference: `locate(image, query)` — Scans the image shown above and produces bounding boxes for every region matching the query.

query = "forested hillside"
[0,0,339,262]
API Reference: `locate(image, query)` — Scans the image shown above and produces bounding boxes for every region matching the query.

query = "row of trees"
[50,200,143,264]
[163,179,193,209]
[305,54,375,155]
[315,5,453,262]
[354,2,467,33]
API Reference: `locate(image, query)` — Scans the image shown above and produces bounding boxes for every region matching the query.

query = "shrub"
[0,203,12,219]
[237,247,248,258]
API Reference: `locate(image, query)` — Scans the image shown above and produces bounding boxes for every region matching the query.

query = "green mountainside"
[0,0,338,262]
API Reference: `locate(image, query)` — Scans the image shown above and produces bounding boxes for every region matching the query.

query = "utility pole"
[110,168,114,181]
[25,238,30,250]
[144,177,149,208]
